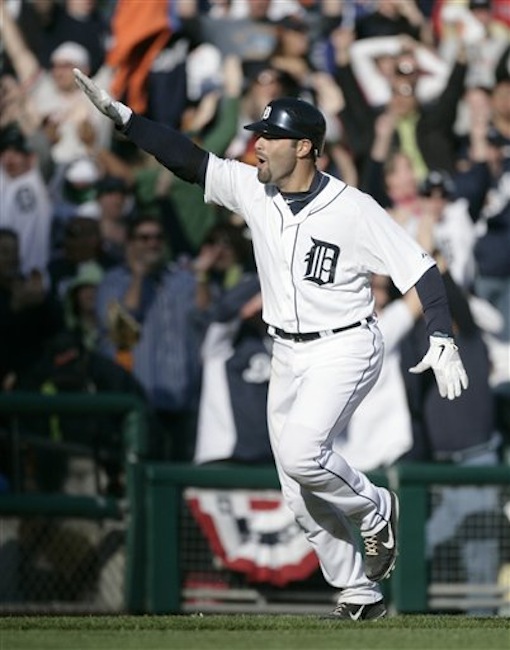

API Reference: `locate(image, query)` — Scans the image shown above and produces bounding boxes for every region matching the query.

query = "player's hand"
[409,335,469,400]
[73,68,132,127]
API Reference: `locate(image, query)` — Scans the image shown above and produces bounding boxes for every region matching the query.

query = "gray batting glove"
[73,68,132,127]
[409,335,469,400]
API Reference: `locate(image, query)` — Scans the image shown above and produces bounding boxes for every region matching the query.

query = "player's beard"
[256,161,271,184]
[257,160,288,186]
[256,144,298,186]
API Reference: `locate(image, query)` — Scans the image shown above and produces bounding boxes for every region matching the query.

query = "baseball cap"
[0,124,31,154]
[50,41,90,69]
[75,200,101,219]
[277,15,309,33]
[65,157,100,185]
[419,169,456,198]
[67,261,104,292]
[96,176,129,196]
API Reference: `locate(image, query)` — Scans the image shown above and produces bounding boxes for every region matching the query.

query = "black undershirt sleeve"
[414,265,454,338]
[122,114,209,187]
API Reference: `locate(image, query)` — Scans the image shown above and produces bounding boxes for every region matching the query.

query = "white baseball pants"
[267,320,391,603]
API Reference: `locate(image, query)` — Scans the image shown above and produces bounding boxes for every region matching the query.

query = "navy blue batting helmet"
[244,97,326,156]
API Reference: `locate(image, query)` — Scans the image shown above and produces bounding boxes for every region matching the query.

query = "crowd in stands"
[0,0,509,501]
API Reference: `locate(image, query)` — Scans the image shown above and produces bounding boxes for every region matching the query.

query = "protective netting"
[0,515,125,613]
[427,484,510,615]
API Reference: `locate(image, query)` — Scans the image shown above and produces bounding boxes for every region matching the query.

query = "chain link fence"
[0,392,146,614]
[428,484,510,615]
[0,453,126,614]
[0,514,125,613]
[175,481,510,615]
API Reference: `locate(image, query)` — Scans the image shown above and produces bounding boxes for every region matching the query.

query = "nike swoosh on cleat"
[381,525,394,550]
[349,606,365,621]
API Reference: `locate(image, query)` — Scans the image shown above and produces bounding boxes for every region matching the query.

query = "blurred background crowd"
[0,0,509,499]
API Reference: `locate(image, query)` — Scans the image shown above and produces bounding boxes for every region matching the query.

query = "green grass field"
[0,614,509,650]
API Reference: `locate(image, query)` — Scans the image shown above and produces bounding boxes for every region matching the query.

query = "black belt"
[269,316,374,343]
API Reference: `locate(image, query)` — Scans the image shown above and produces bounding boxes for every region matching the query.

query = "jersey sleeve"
[203,154,263,226]
[355,192,436,294]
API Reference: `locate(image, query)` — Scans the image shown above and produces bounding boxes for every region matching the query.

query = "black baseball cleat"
[322,600,387,621]
[362,490,399,582]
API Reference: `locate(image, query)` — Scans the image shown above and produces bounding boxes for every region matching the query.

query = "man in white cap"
[0,6,112,164]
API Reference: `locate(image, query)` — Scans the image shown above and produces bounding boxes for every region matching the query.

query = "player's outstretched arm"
[73,68,208,186]
[409,334,469,400]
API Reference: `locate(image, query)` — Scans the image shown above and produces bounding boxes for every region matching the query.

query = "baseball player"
[74,69,468,620]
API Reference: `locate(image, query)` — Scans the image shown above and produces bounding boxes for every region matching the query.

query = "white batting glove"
[409,335,469,400]
[73,68,132,127]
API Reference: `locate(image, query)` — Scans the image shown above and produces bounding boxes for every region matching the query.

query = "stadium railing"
[135,461,510,616]
[0,392,148,612]
[0,392,509,616]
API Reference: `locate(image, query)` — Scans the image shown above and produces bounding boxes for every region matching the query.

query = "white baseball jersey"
[204,154,435,332]
[0,166,52,276]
